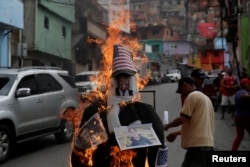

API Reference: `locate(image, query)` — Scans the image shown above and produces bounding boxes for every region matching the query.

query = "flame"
[72,147,96,166]
[65,5,153,167]
[86,36,103,44]
[110,146,136,167]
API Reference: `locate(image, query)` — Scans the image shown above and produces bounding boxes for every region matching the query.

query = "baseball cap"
[240,78,250,88]
[191,68,207,79]
[176,76,195,93]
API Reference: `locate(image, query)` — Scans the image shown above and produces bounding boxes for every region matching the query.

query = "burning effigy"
[69,10,167,167]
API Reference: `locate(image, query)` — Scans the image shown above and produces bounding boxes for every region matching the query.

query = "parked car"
[74,71,100,94]
[166,69,181,82]
[161,73,171,83]
[0,67,79,163]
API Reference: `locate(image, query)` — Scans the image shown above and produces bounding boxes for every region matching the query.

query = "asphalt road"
[1,82,249,167]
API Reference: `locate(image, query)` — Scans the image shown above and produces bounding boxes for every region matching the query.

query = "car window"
[74,74,95,82]
[0,75,16,95]
[59,74,76,88]
[36,74,62,93]
[17,75,39,95]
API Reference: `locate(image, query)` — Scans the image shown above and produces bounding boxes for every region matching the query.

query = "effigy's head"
[107,44,138,105]
[111,45,137,77]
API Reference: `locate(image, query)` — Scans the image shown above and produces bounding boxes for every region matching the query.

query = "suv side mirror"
[16,88,31,98]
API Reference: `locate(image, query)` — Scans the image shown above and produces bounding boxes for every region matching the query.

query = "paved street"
[1,83,249,167]
[214,109,250,151]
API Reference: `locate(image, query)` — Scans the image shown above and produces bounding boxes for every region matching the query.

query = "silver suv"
[0,67,79,163]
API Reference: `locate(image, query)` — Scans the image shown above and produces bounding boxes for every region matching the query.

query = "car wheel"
[54,119,74,144]
[0,125,14,164]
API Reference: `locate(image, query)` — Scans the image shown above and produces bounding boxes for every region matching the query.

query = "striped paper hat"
[112,45,137,77]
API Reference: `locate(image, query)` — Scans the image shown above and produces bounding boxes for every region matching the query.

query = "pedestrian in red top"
[220,68,239,119]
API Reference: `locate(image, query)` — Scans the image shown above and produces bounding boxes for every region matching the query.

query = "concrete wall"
[23,0,75,61]
[0,0,23,67]
[39,0,75,23]
[34,7,72,60]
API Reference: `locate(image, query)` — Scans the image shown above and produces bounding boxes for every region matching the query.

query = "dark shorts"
[182,147,214,167]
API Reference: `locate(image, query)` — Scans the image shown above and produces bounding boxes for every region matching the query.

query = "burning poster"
[74,113,108,150]
[114,123,161,150]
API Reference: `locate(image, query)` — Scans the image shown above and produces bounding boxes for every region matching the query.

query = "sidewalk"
[214,108,250,151]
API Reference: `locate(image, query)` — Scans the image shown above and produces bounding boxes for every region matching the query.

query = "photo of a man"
[127,127,152,146]
[114,123,161,150]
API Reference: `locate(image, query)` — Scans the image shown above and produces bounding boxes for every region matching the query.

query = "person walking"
[191,68,207,91]
[212,71,225,112]
[164,76,215,167]
[231,78,250,151]
[180,68,207,105]
[220,68,239,119]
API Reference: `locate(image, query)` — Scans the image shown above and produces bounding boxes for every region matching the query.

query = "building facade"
[17,0,75,74]
[0,0,23,68]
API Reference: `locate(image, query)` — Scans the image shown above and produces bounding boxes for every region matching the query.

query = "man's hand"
[164,124,170,131]
[166,132,177,142]
[166,130,181,142]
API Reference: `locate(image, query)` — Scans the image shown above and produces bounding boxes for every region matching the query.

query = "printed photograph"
[114,123,161,150]
[74,113,108,150]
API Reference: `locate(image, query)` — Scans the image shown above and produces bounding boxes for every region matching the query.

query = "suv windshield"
[0,74,17,96]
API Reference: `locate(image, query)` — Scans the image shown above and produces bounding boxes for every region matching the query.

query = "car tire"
[0,124,14,164]
[54,119,74,144]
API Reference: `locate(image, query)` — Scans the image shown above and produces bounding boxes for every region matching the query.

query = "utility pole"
[185,0,194,64]
[220,0,242,79]
[231,0,242,80]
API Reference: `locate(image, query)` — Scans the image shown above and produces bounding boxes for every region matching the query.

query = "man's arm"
[164,116,186,142]
[164,115,186,131]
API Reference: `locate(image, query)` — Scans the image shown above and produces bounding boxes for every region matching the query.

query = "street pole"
[185,0,194,65]
[222,0,242,79]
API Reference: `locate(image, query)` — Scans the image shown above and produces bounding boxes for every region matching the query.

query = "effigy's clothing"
[71,100,165,167]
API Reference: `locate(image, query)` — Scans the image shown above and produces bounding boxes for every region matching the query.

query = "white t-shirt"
[180,91,215,149]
